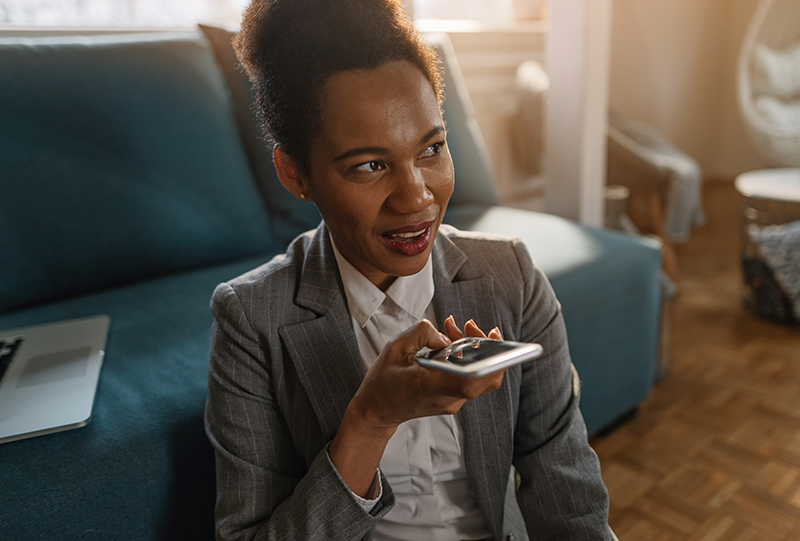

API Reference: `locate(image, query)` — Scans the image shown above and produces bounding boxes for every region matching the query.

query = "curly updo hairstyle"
[234,0,443,178]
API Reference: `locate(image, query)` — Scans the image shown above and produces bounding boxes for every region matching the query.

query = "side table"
[735,168,800,324]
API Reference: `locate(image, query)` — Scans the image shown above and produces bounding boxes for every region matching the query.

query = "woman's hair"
[234,0,443,178]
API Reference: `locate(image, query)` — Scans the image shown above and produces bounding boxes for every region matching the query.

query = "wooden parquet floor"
[590,181,800,540]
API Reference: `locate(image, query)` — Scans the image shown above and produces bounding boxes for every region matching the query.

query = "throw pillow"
[753,41,800,100]
[755,94,800,132]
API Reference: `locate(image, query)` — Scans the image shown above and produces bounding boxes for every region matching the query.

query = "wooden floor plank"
[590,182,800,540]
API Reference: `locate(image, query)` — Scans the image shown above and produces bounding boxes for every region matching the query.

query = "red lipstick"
[380,220,434,256]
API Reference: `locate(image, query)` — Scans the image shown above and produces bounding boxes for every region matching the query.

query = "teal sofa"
[0,29,661,539]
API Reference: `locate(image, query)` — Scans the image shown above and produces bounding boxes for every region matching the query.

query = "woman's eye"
[420,141,444,158]
[354,160,384,173]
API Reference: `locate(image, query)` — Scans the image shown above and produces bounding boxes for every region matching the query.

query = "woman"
[205,1,616,540]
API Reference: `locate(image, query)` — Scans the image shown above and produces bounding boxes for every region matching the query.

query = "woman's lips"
[380,221,434,256]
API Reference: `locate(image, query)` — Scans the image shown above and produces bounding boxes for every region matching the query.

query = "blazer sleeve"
[204,282,393,541]
[509,240,617,540]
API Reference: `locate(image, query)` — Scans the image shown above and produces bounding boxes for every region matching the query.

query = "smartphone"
[415,337,543,378]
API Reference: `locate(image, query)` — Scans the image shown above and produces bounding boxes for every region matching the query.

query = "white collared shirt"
[330,238,492,541]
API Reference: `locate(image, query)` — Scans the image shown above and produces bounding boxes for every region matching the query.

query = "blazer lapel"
[432,231,515,538]
[430,228,499,334]
[279,224,367,444]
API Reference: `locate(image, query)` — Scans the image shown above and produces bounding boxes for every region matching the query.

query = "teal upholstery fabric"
[0,32,276,315]
[446,205,662,434]
[0,255,267,540]
[198,25,323,243]
[428,35,500,207]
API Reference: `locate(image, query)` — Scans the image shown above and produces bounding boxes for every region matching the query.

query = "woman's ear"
[273,147,312,202]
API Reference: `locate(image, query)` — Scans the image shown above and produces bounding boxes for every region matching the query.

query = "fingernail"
[466,319,476,326]
[440,332,451,343]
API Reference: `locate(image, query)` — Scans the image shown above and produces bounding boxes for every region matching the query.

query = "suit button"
[506,534,517,541]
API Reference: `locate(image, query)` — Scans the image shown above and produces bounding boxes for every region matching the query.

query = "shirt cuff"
[353,469,383,515]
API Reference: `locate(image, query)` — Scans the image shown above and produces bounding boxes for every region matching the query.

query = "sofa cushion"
[446,205,662,434]
[0,255,268,540]
[198,24,323,244]
[0,32,278,315]
[426,34,501,207]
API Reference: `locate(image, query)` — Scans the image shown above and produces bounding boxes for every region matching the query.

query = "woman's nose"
[387,165,434,214]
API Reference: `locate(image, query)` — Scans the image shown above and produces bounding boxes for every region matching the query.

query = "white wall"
[609,0,768,179]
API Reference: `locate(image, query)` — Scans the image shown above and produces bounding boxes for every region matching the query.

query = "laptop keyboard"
[0,337,24,383]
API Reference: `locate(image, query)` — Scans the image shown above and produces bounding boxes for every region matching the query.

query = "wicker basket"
[737,170,800,324]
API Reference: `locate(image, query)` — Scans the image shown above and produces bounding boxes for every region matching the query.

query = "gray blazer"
[205,223,615,541]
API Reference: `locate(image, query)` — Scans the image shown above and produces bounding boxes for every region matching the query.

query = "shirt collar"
[330,233,435,328]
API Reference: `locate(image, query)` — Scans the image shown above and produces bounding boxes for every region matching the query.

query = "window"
[0,0,247,27]
[412,0,544,22]
[0,1,546,27]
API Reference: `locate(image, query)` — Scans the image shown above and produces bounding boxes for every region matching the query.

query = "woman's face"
[305,60,454,290]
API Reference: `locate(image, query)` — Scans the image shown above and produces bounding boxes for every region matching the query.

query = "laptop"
[0,315,110,444]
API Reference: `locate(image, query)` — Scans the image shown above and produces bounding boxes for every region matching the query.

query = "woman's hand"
[443,314,503,343]
[329,317,505,497]
[351,317,505,430]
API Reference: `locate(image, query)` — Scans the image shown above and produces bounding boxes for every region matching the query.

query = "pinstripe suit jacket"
[205,223,615,541]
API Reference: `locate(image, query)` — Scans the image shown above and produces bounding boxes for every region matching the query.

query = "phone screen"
[426,337,520,365]
[416,337,543,378]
